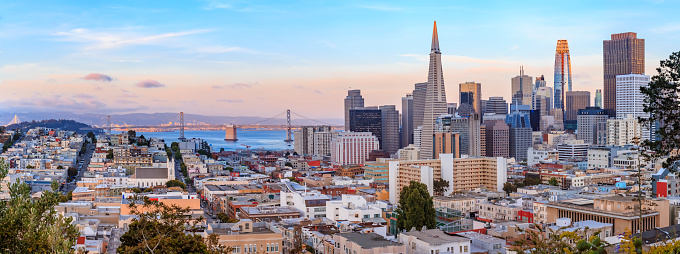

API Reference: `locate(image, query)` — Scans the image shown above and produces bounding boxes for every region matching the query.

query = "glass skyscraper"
[553,40,572,110]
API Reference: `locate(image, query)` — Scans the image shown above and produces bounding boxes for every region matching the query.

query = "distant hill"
[5,119,99,133]
[0,112,343,127]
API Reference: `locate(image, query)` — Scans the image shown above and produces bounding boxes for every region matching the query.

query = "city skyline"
[0,1,679,119]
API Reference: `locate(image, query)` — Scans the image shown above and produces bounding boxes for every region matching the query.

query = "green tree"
[510,225,580,254]
[117,196,232,254]
[67,190,73,200]
[549,177,559,186]
[395,180,436,233]
[130,188,142,193]
[107,149,114,160]
[128,130,137,138]
[56,165,64,169]
[87,131,96,143]
[67,167,78,178]
[640,51,680,170]
[432,178,449,196]
[503,182,517,196]
[166,180,187,189]
[0,159,80,253]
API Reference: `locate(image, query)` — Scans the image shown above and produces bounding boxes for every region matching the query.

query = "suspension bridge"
[100,110,342,142]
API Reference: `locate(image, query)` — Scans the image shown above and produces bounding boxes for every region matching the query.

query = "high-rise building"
[577,107,608,144]
[331,132,380,165]
[604,32,645,117]
[412,82,428,131]
[459,82,482,116]
[534,87,553,114]
[616,74,651,140]
[380,105,400,155]
[485,120,509,158]
[313,131,338,156]
[565,91,591,123]
[421,21,448,160]
[294,126,333,155]
[506,106,532,161]
[433,132,460,159]
[447,103,457,115]
[401,94,414,148]
[595,89,603,108]
[344,90,364,131]
[534,75,546,90]
[436,115,469,155]
[468,113,482,157]
[486,97,508,115]
[606,115,641,146]
[554,40,573,111]
[511,66,533,106]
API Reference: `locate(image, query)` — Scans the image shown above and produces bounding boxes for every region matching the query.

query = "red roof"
[308,161,321,167]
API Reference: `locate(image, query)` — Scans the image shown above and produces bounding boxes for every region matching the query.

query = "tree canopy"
[395,180,436,233]
[0,159,80,253]
[166,179,187,189]
[433,178,449,196]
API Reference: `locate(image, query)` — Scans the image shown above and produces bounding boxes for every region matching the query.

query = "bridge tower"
[106,115,111,134]
[284,109,293,142]
[179,112,186,140]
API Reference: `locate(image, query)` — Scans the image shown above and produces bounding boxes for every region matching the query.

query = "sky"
[1,0,679,119]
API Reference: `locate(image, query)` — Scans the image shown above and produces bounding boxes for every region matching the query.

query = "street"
[62,142,94,194]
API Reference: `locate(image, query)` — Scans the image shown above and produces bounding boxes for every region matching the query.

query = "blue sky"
[0,0,679,118]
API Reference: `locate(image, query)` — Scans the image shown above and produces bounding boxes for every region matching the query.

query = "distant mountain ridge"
[5,119,96,133]
[0,112,343,127]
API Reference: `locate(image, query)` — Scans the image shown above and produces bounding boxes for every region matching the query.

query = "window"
[244,245,247,253]
[464,246,468,252]
[245,223,250,230]
[267,244,270,252]
[276,243,279,252]
[374,214,379,218]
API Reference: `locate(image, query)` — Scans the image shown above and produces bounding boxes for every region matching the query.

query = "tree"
[395,180,436,233]
[87,131,96,143]
[0,159,80,253]
[503,182,517,196]
[510,225,607,254]
[619,228,643,254]
[67,190,73,200]
[130,188,142,193]
[67,167,78,178]
[107,149,114,160]
[549,177,559,186]
[639,51,680,170]
[166,180,187,189]
[432,178,449,196]
[128,130,137,138]
[117,196,232,254]
[57,165,64,169]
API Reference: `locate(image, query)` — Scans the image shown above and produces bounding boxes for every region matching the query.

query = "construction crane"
[241,144,251,154]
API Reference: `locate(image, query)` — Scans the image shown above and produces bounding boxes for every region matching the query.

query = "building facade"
[421,22,449,160]
[330,132,380,165]
[604,32,645,117]
[554,40,573,110]
[344,90,364,131]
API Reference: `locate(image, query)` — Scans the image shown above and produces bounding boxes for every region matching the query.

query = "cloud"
[73,93,95,99]
[119,89,139,98]
[217,99,243,103]
[313,90,323,94]
[136,80,165,88]
[54,28,214,50]
[212,82,260,89]
[82,73,113,82]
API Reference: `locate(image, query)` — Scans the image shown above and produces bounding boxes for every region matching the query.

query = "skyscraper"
[565,91,591,122]
[486,97,508,115]
[468,113,482,157]
[459,82,482,116]
[344,90,364,130]
[421,21,448,159]
[595,89,603,108]
[436,114,469,155]
[485,120,509,158]
[380,105,400,155]
[401,94,414,148]
[616,74,651,140]
[554,40,572,111]
[350,106,400,155]
[604,32,645,117]
[412,82,428,138]
[534,75,546,90]
[577,107,608,144]
[505,108,531,161]
[511,66,533,107]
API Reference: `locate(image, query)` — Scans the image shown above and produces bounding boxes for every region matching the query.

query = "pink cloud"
[136,79,165,88]
[83,73,113,82]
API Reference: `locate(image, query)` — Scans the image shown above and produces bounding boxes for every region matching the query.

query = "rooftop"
[335,232,403,249]
[134,168,168,179]
[401,229,469,245]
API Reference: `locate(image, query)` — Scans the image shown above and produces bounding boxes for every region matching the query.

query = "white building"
[399,229,471,254]
[330,132,379,165]
[325,195,386,223]
[398,144,420,160]
[557,140,589,161]
[616,74,650,140]
[280,182,330,219]
[527,147,559,166]
[607,115,642,146]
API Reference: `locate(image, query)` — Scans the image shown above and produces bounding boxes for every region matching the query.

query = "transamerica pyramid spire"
[420,21,448,159]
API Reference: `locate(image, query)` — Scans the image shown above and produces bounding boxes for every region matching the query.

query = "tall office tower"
[468,113,482,156]
[595,89,603,108]
[577,107,608,144]
[421,21,448,159]
[480,124,486,155]
[606,115,641,146]
[604,32,645,117]
[459,82,482,116]
[436,115,470,155]
[293,126,333,155]
[534,75,547,90]
[331,132,380,165]
[616,74,651,140]
[481,100,487,116]
[401,94,414,148]
[434,132,460,159]
[486,97,508,115]
[344,90,364,131]
[511,66,534,106]
[550,109,565,130]
[506,109,532,161]
[534,87,553,113]
[565,91,591,123]
[447,103,457,115]
[349,106,382,146]
[554,40,573,111]
[380,105,400,155]
[412,82,428,131]
[485,120,509,158]
[313,131,338,156]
